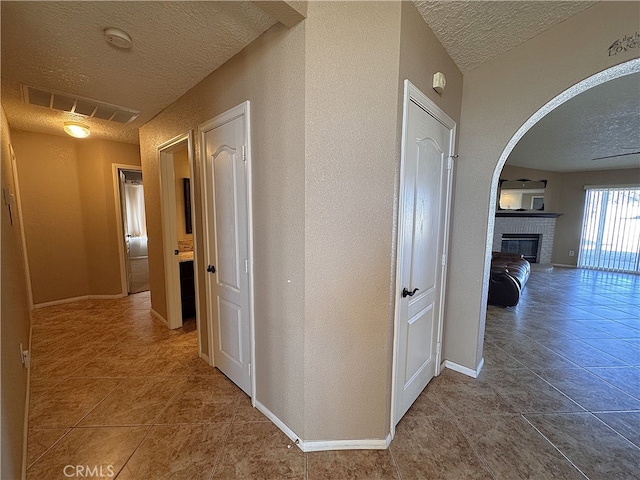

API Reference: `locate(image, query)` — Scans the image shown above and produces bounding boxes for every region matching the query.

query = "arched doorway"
[477,57,640,371]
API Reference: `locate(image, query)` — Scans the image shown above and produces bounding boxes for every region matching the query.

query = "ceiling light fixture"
[63,122,90,138]
[104,27,132,49]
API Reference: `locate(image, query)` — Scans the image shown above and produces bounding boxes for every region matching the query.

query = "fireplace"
[501,233,541,263]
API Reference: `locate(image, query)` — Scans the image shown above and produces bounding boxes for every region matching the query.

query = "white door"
[200,103,253,395]
[393,81,454,426]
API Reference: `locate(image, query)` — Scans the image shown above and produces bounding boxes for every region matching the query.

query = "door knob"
[402,287,419,298]
[207,265,216,273]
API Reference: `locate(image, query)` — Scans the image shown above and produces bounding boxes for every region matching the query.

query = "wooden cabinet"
[179,260,196,320]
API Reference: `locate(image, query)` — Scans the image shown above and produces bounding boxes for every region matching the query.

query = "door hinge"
[441,253,447,266]
[248,362,252,376]
[245,259,248,274]
[436,342,442,356]
[447,156,454,170]
[242,145,247,162]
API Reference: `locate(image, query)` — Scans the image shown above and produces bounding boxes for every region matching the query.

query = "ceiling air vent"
[21,84,140,124]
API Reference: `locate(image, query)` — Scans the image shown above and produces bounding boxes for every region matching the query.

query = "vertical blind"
[578,186,640,273]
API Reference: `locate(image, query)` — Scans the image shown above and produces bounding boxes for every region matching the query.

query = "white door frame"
[390,80,456,439]
[157,132,203,355]
[199,101,256,398]
[9,144,34,310]
[112,164,143,296]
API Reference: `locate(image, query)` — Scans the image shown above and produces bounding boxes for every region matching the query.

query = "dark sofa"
[488,252,531,307]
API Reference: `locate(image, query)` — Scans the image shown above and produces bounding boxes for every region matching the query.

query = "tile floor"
[26,267,639,479]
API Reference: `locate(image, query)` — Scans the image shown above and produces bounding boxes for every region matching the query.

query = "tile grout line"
[208,393,244,480]
[387,445,403,480]
[429,390,499,480]
[520,414,590,480]
[445,412,499,480]
[112,425,155,479]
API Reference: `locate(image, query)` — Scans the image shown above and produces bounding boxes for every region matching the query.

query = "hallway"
[26,268,640,479]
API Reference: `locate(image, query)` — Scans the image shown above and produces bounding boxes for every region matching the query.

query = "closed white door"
[200,104,252,395]
[394,82,454,426]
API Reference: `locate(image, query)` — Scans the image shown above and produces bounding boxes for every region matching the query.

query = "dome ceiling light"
[63,122,90,138]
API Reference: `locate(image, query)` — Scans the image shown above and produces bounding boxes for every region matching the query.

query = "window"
[578,186,640,273]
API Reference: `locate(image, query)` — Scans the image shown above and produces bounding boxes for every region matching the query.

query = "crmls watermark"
[63,465,115,478]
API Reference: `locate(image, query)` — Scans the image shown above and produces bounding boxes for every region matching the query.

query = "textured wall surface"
[11,131,141,304]
[77,140,142,295]
[415,0,596,73]
[11,131,91,303]
[449,1,640,371]
[1,108,31,480]
[304,1,402,441]
[138,22,306,435]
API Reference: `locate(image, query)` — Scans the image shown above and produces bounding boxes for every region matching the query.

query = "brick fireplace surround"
[493,214,559,264]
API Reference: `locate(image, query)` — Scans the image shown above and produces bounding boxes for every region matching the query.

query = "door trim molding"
[390,80,457,439]
[157,132,198,334]
[198,101,255,399]
[112,163,142,296]
[9,144,34,311]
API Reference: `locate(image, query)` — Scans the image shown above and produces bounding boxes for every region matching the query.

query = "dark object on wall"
[488,252,531,307]
[183,178,192,234]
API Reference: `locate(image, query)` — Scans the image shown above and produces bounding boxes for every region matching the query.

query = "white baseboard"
[34,293,126,309]
[254,400,301,447]
[302,437,389,452]
[88,293,126,300]
[150,308,169,327]
[254,400,390,452]
[34,295,89,309]
[442,358,484,378]
[551,263,577,269]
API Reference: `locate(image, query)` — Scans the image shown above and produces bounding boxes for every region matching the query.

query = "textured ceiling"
[507,72,640,172]
[2,0,634,174]
[1,1,276,144]
[415,1,596,73]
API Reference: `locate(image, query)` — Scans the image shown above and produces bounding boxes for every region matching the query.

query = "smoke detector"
[104,28,132,49]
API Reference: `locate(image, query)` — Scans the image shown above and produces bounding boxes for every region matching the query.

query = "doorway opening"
[157,132,204,357]
[114,165,149,295]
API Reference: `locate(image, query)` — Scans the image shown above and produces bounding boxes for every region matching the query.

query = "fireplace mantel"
[496,211,563,218]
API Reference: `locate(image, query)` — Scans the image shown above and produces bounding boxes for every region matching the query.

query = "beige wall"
[140,1,464,443]
[77,140,142,294]
[173,147,193,244]
[450,1,640,370]
[139,22,306,435]
[553,168,640,266]
[1,109,31,479]
[303,0,402,441]
[11,131,141,304]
